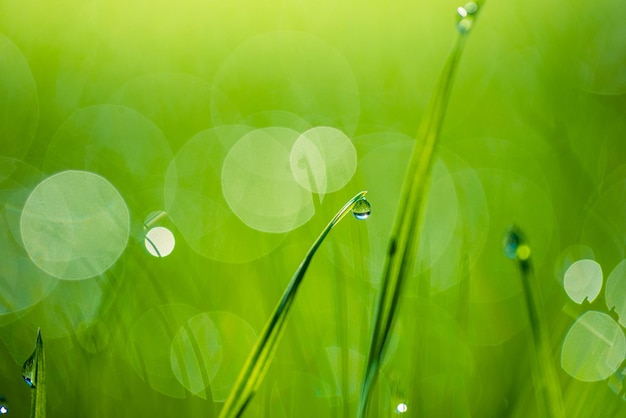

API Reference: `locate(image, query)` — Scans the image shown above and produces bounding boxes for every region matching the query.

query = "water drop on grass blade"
[503,228,532,261]
[503,230,521,260]
[456,1,480,34]
[352,198,371,220]
[22,352,36,388]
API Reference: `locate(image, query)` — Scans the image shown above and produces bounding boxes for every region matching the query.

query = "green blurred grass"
[0,0,625,417]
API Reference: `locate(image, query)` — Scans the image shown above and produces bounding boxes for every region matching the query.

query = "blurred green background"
[1,0,626,416]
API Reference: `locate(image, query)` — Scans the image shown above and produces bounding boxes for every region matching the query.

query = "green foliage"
[0,0,625,416]
[506,227,566,418]
[219,192,368,418]
[359,2,484,416]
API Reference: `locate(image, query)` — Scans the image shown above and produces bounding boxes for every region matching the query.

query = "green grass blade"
[22,328,45,418]
[218,191,369,418]
[504,227,566,418]
[358,4,484,416]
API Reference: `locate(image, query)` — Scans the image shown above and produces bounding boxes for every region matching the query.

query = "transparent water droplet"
[22,330,42,389]
[0,397,7,415]
[504,229,532,261]
[21,350,36,388]
[456,2,479,34]
[503,230,521,260]
[464,1,478,14]
[352,198,371,220]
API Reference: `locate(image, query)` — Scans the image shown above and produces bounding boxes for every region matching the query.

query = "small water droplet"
[504,228,532,260]
[464,2,478,14]
[22,330,41,389]
[0,397,7,415]
[396,402,408,413]
[456,2,479,34]
[503,230,521,260]
[22,353,36,388]
[352,198,371,220]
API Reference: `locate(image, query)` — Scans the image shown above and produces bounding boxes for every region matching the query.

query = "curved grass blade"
[358,3,484,416]
[219,191,369,418]
[504,227,566,418]
[22,328,45,418]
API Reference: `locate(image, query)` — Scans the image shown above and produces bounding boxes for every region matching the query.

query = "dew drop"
[352,198,371,220]
[22,330,41,389]
[456,2,479,34]
[0,397,7,415]
[21,352,35,388]
[464,1,478,14]
[503,230,521,260]
[503,229,532,261]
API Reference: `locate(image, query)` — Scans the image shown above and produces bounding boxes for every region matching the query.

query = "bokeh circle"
[20,170,130,280]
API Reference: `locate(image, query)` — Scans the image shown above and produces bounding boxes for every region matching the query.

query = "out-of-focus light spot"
[289,126,357,195]
[396,403,408,413]
[170,313,222,399]
[128,304,204,398]
[457,7,468,18]
[109,73,212,151]
[503,229,531,260]
[164,126,286,263]
[608,365,626,399]
[0,405,6,414]
[517,244,531,260]
[221,127,314,233]
[20,170,130,280]
[563,259,602,304]
[210,31,360,135]
[43,105,171,217]
[554,245,595,286]
[145,227,175,258]
[561,311,626,382]
[0,158,59,316]
[170,311,258,402]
